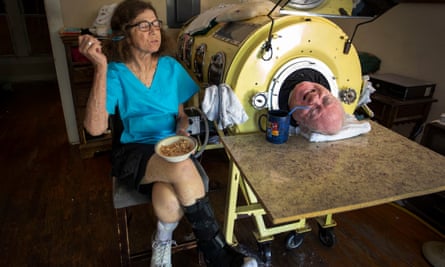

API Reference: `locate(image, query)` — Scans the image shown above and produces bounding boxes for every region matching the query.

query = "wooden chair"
[110,107,209,266]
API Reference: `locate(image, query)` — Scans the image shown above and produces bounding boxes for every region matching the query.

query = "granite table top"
[221,121,445,224]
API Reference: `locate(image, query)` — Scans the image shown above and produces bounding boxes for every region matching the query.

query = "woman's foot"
[150,238,176,267]
[201,237,258,267]
[221,245,257,267]
[183,196,258,267]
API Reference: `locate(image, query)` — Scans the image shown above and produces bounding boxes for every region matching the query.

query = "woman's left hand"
[176,128,190,136]
[176,104,190,136]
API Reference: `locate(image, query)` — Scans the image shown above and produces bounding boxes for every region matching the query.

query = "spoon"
[288,105,310,116]
[111,35,125,41]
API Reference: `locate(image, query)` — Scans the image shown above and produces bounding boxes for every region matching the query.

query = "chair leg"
[116,207,131,267]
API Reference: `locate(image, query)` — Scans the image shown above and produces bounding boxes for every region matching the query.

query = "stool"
[112,158,209,266]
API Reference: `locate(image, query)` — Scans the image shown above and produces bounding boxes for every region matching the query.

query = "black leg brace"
[184,196,245,267]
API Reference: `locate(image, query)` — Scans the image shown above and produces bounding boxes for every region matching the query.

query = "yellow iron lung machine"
[177,9,363,263]
[177,13,363,134]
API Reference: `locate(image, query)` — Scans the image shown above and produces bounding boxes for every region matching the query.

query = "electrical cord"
[185,106,209,158]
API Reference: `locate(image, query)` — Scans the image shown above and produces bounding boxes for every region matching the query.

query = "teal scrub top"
[106,56,199,144]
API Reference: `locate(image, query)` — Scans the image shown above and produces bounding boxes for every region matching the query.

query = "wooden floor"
[0,81,443,267]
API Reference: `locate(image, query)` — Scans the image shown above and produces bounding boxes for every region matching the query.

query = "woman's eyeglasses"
[126,20,162,31]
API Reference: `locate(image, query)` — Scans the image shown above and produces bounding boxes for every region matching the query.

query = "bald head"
[288,81,344,135]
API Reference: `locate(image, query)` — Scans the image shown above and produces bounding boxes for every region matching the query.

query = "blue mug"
[259,110,290,144]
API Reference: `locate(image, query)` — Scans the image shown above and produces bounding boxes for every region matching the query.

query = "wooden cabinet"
[368,93,437,140]
[60,34,111,158]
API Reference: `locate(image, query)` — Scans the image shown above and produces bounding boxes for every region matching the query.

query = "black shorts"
[111,143,155,197]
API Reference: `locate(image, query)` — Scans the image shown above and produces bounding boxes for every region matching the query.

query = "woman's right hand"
[78,34,107,68]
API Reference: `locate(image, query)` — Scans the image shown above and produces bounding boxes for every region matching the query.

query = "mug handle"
[258,114,267,132]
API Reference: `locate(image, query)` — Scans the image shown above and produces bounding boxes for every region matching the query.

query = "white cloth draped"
[202,84,249,130]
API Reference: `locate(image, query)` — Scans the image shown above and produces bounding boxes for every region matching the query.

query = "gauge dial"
[194,44,206,82]
[208,52,225,86]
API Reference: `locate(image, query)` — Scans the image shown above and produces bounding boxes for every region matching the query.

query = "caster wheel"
[258,241,272,265]
[319,227,336,247]
[285,232,304,250]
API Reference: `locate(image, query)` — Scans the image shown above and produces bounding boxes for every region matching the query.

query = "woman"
[288,81,345,135]
[78,1,257,267]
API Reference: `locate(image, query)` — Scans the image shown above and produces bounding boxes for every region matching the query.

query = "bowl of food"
[155,136,198,163]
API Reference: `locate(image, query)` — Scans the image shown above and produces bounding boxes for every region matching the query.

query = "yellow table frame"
[223,158,337,246]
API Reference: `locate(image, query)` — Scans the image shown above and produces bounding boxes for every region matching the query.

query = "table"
[368,93,437,140]
[220,121,445,263]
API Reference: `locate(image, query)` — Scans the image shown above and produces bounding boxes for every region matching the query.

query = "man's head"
[288,81,345,135]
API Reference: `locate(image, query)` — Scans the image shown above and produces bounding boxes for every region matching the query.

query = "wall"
[59,0,239,27]
[332,3,445,126]
[60,0,166,28]
[45,0,78,143]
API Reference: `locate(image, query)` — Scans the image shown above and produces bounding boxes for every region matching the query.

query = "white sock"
[156,220,179,241]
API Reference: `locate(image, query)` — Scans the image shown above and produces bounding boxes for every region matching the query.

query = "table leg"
[315,214,337,247]
[409,121,424,140]
[223,159,312,246]
[223,161,241,245]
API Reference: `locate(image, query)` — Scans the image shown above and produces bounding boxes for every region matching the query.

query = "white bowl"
[155,136,197,163]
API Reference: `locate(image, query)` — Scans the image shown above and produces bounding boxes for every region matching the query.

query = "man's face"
[289,81,344,134]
